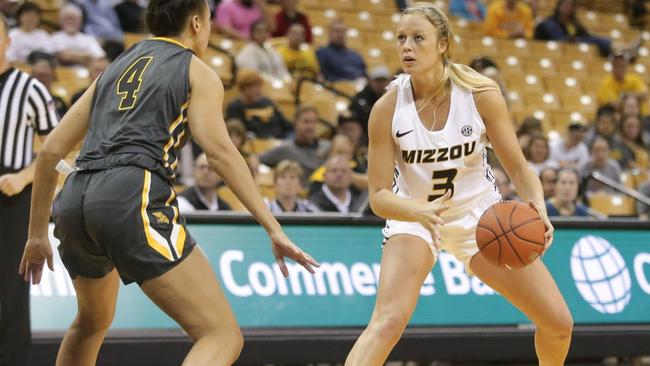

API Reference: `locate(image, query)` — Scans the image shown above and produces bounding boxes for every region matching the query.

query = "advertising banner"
[32,223,650,331]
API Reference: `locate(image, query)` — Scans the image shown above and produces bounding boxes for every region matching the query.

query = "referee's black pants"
[0,176,32,366]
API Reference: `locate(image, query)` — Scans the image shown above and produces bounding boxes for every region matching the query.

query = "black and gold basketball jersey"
[76,38,193,181]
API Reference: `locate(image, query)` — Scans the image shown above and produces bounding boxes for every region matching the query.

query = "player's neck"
[410,63,446,100]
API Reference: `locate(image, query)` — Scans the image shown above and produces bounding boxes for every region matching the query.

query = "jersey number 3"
[427,169,457,201]
[117,56,153,111]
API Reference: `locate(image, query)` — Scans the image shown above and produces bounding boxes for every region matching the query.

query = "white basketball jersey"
[390,74,501,219]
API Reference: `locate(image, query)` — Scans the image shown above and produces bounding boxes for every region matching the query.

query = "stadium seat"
[588,192,637,217]
[217,186,247,211]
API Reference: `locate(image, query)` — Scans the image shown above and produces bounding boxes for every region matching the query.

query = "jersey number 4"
[117,56,153,111]
[427,169,457,201]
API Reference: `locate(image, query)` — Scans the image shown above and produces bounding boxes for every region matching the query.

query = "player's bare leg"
[141,247,243,366]
[470,254,573,366]
[56,269,120,366]
[345,235,434,366]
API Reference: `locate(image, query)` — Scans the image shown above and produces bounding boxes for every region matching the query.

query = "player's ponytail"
[403,2,499,93]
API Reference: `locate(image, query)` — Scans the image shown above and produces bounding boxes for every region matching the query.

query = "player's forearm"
[27,152,60,238]
[208,150,281,234]
[369,188,424,222]
[510,167,547,215]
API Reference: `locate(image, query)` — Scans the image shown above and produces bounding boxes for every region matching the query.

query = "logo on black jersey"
[152,212,170,225]
[396,129,414,138]
[461,125,473,136]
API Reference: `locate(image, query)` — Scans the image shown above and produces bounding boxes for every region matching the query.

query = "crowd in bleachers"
[2,0,649,218]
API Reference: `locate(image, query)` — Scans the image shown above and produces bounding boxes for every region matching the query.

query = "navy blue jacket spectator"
[534,0,611,56]
[316,20,366,81]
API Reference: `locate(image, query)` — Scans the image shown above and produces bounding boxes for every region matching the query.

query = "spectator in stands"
[260,105,330,183]
[225,69,293,138]
[316,19,366,82]
[534,0,613,57]
[349,65,391,137]
[549,120,590,169]
[546,168,589,217]
[6,2,52,63]
[620,114,649,171]
[114,0,145,33]
[579,137,623,196]
[308,133,368,194]
[236,20,290,80]
[450,0,487,21]
[271,0,312,43]
[310,154,366,213]
[493,166,518,200]
[619,93,650,146]
[484,0,534,39]
[516,116,543,150]
[214,0,271,40]
[540,166,558,199]
[28,51,67,118]
[267,159,319,213]
[337,112,366,149]
[597,52,647,112]
[70,56,109,105]
[637,179,650,220]
[587,105,636,169]
[177,153,231,212]
[75,0,124,42]
[277,23,319,80]
[468,57,508,99]
[526,134,559,175]
[52,4,106,66]
[226,118,259,175]
[0,0,18,27]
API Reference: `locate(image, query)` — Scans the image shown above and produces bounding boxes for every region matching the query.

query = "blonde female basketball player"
[345,3,572,365]
[19,0,318,365]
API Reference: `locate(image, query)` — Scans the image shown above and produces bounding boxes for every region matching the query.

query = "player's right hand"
[411,190,451,248]
[19,237,54,285]
[269,231,320,277]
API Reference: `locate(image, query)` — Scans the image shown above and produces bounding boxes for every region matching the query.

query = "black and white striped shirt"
[0,67,59,171]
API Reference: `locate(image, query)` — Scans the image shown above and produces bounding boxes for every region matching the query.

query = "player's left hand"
[269,231,320,277]
[528,201,554,251]
[0,173,29,196]
[19,237,54,285]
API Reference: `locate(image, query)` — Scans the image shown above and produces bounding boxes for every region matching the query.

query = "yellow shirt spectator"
[484,0,534,39]
[597,73,648,109]
[277,44,320,80]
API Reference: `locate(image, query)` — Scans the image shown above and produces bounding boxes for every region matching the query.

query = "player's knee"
[542,309,573,337]
[75,308,115,334]
[370,310,409,340]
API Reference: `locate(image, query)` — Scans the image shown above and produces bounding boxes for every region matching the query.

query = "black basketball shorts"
[53,166,196,284]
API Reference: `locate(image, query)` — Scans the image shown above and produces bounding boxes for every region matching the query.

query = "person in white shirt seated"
[235,20,290,80]
[549,120,590,169]
[51,4,106,66]
[7,2,53,63]
[309,155,366,213]
[525,134,559,176]
[266,159,319,213]
[177,153,231,212]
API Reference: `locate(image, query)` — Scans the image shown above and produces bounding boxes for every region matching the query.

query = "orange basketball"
[476,201,546,269]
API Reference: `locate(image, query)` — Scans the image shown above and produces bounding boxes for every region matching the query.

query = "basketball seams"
[511,225,546,247]
[506,204,525,265]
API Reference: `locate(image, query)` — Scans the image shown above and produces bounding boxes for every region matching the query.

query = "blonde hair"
[402,2,499,93]
[274,160,304,183]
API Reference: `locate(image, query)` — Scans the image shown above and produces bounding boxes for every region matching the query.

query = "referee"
[0,14,58,366]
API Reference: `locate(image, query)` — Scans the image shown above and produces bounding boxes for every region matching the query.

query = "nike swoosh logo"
[396,129,414,138]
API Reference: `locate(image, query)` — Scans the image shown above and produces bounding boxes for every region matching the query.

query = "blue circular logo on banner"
[571,236,632,314]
